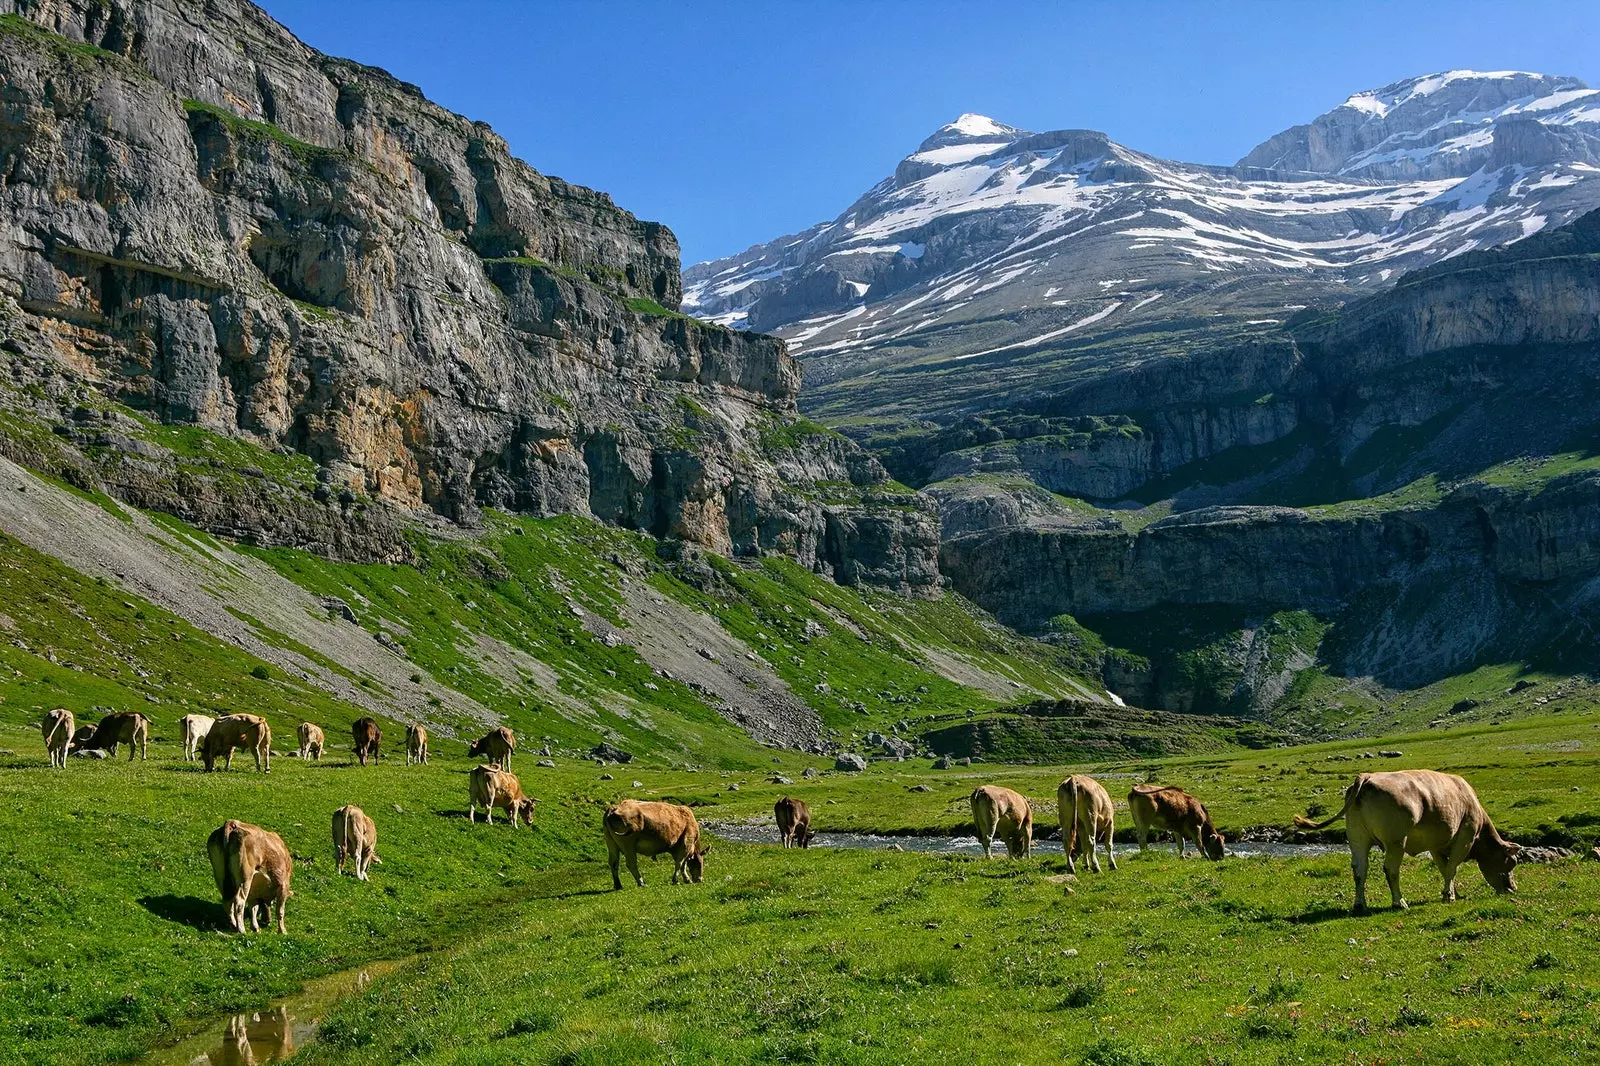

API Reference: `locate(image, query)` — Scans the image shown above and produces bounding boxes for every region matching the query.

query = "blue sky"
[260,0,1600,266]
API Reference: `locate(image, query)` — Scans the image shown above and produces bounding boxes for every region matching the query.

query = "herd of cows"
[36,707,1526,930]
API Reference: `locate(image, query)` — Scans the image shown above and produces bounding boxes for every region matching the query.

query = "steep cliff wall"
[0,0,938,589]
[939,209,1600,703]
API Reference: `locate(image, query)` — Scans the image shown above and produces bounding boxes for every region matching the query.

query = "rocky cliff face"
[938,207,1600,706]
[0,0,938,590]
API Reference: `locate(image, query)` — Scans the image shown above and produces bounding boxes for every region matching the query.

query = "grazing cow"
[466,726,515,770]
[775,796,815,848]
[406,723,429,765]
[1294,769,1520,913]
[352,717,381,766]
[179,714,215,762]
[1058,775,1118,874]
[971,785,1033,859]
[332,804,381,881]
[203,714,272,773]
[468,764,537,826]
[296,722,325,761]
[89,712,149,761]
[603,799,709,889]
[207,820,292,933]
[41,708,73,769]
[1129,785,1225,861]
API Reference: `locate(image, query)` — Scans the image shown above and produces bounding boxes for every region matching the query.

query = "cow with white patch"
[297,722,325,761]
[41,708,73,769]
[603,799,709,889]
[971,785,1033,859]
[206,820,292,933]
[180,714,214,762]
[1058,775,1118,874]
[332,804,381,881]
[203,714,272,773]
[1295,769,1520,913]
[1129,784,1225,861]
[468,764,537,826]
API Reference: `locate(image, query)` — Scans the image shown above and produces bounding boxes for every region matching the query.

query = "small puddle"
[707,822,1345,859]
[135,958,403,1065]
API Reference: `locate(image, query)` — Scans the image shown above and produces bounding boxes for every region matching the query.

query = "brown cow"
[775,796,815,848]
[1129,784,1224,860]
[332,804,382,881]
[352,717,381,766]
[1058,775,1118,874]
[467,726,514,770]
[68,725,98,753]
[180,714,215,762]
[203,714,272,773]
[468,764,537,826]
[604,799,709,889]
[406,724,429,765]
[206,820,292,933]
[1295,769,1520,913]
[41,708,73,769]
[296,722,325,761]
[971,785,1033,859]
[89,712,149,761]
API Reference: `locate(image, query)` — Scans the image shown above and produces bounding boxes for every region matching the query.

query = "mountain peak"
[1337,69,1584,119]
[1240,69,1599,179]
[917,113,1025,153]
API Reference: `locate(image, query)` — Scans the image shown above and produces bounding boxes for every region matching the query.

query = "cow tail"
[1293,776,1362,830]
[45,712,67,746]
[1063,779,1079,856]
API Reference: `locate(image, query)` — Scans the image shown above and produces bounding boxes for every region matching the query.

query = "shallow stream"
[707,821,1345,858]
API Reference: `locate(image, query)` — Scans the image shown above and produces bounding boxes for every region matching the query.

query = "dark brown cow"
[1295,769,1520,912]
[1129,784,1225,860]
[603,799,709,889]
[775,796,814,848]
[88,712,149,761]
[352,717,381,766]
[206,820,292,933]
[203,715,272,773]
[467,726,515,770]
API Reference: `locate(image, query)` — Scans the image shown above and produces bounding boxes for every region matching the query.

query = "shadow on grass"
[140,894,225,931]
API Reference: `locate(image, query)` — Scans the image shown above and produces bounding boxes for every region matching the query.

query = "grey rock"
[536,759,556,768]
[932,755,954,770]
[834,752,868,772]
[801,766,819,779]
[591,743,633,764]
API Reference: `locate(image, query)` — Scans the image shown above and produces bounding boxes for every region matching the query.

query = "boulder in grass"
[834,752,868,772]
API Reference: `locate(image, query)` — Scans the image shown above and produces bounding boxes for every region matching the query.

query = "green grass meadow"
[4,707,1600,1065]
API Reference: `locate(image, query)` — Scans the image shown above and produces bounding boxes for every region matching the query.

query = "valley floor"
[3,711,1599,1065]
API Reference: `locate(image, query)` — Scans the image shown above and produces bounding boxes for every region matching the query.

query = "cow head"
[1473,833,1520,894]
[516,797,539,823]
[1201,827,1226,862]
[466,738,485,759]
[686,843,711,883]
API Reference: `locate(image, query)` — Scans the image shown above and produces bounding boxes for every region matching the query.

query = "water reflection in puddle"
[138,960,398,1065]
[706,822,1344,858]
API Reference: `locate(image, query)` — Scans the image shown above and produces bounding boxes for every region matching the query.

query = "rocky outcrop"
[0,0,937,590]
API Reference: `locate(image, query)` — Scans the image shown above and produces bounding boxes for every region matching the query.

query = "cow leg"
[224,749,234,771]
[1087,817,1102,874]
[1103,822,1118,872]
[1349,842,1371,913]
[485,805,494,825]
[1135,822,1148,853]
[468,803,477,823]
[1436,851,1458,902]
[626,850,645,888]
[276,892,288,934]
[608,840,623,890]
[1383,844,1407,910]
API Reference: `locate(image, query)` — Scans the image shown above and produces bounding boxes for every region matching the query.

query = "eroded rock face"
[0,0,938,591]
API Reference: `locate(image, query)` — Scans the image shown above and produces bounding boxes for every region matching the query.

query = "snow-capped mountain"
[684,72,1600,425]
